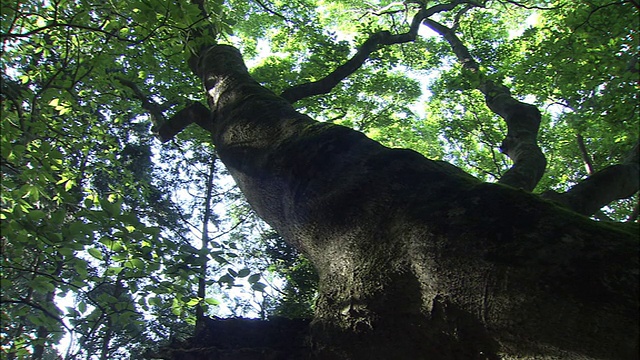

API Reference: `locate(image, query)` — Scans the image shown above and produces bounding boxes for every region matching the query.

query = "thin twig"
[253,0,288,22]
[576,133,595,175]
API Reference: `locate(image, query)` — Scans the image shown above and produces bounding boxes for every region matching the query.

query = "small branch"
[576,133,595,175]
[628,199,639,222]
[449,6,465,31]
[189,0,221,42]
[500,0,563,10]
[0,22,139,43]
[0,298,71,332]
[2,264,83,290]
[115,77,166,129]
[210,212,252,241]
[253,0,288,22]
[423,18,479,72]
[370,2,407,16]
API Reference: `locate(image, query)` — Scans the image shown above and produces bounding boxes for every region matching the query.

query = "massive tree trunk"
[159,45,638,360]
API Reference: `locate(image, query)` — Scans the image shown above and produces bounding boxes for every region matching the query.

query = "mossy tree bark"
[157,45,638,359]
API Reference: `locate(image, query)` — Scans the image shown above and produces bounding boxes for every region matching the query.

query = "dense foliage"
[1,0,637,358]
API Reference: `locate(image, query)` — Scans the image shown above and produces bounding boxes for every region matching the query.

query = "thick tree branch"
[116,77,210,142]
[279,1,465,104]
[424,18,546,191]
[543,141,640,216]
[155,102,211,142]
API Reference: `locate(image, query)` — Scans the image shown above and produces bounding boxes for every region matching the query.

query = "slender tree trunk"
[100,277,125,360]
[196,155,216,331]
[31,259,63,360]
[576,133,595,175]
[100,319,113,360]
[162,45,638,359]
[32,291,56,360]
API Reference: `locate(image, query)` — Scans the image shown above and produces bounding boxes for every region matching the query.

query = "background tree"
[1,0,637,359]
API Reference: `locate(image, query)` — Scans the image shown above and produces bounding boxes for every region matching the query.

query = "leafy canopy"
[1,0,638,357]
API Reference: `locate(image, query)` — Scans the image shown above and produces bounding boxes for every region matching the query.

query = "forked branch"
[279,1,465,103]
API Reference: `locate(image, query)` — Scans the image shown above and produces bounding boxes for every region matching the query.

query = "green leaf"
[27,210,46,221]
[29,277,55,292]
[99,237,124,251]
[66,306,80,318]
[251,282,267,292]
[204,297,220,305]
[125,258,145,269]
[57,247,74,257]
[237,268,251,278]
[171,298,182,315]
[219,274,234,285]
[186,298,200,306]
[69,221,90,238]
[100,197,122,217]
[78,301,87,313]
[87,247,104,260]
[71,258,89,277]
[107,266,124,275]
[0,278,13,289]
[247,274,261,284]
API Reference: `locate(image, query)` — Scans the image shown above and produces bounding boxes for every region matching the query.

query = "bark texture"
[153,318,311,360]
[156,45,639,360]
